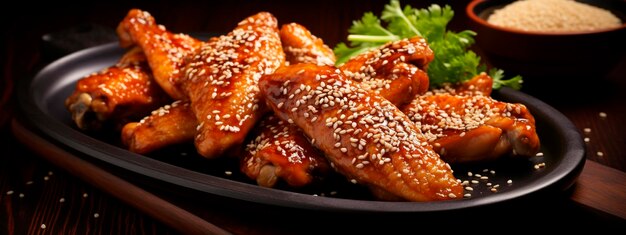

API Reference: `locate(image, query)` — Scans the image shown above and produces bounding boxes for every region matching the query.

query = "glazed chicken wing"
[122,101,197,154]
[403,73,540,163]
[242,116,330,187]
[242,23,335,187]
[181,12,285,158]
[260,64,462,201]
[340,37,433,107]
[279,23,336,66]
[117,9,203,100]
[65,47,170,130]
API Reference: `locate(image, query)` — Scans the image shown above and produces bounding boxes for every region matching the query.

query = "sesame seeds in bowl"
[467,0,626,90]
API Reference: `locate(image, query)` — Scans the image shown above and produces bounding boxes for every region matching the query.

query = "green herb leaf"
[333,0,523,90]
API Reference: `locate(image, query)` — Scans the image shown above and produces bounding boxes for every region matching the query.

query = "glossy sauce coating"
[122,101,197,154]
[182,12,285,158]
[403,73,540,163]
[117,9,203,100]
[65,47,170,130]
[242,116,330,187]
[340,37,433,107]
[260,64,462,201]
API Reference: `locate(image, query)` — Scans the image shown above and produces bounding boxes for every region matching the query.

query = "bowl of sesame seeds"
[467,0,626,87]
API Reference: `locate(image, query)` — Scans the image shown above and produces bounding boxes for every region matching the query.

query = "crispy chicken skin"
[403,73,540,163]
[260,64,462,201]
[65,47,170,130]
[340,37,433,107]
[117,9,203,100]
[242,116,330,187]
[279,23,336,66]
[182,12,285,158]
[122,101,197,154]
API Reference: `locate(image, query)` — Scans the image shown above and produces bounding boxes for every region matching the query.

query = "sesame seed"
[480,176,489,180]
[464,194,472,198]
[6,190,13,195]
[490,188,498,192]
[83,193,88,198]
[41,224,46,229]
[340,148,348,153]
[597,151,604,157]
[507,179,513,184]
[583,128,591,133]
[584,137,590,143]
[490,170,495,175]
[487,183,492,186]
[225,171,233,175]
[534,162,546,169]
[26,181,33,185]
[448,193,457,198]
[465,187,474,191]
[599,112,607,118]
[94,213,100,218]
[59,198,65,203]
[44,176,49,181]
[350,179,358,184]
[535,152,544,157]
[471,180,479,184]
[467,172,473,176]
[48,171,53,176]
[19,193,24,198]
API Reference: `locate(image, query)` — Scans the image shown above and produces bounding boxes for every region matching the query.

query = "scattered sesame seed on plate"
[583,128,591,133]
[584,137,590,143]
[535,152,544,157]
[6,190,14,195]
[597,151,604,157]
[599,112,607,118]
[41,224,46,229]
[94,213,100,218]
[507,179,513,184]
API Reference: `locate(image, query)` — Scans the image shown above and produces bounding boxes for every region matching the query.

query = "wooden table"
[2,1,625,234]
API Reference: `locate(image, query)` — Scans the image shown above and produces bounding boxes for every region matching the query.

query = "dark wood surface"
[2,0,626,233]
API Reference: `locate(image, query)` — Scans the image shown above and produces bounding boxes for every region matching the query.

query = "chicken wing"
[241,23,336,187]
[122,101,197,154]
[279,23,335,66]
[403,74,540,163]
[117,9,203,100]
[340,37,433,107]
[181,12,285,158]
[260,64,462,201]
[65,47,170,130]
[242,116,330,187]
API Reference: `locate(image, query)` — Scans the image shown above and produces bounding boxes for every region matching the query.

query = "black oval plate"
[18,42,585,212]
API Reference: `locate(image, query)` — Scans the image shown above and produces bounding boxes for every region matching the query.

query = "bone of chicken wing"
[242,116,330,187]
[279,23,335,66]
[340,37,433,107]
[117,9,203,100]
[122,101,197,154]
[181,12,285,158]
[403,73,540,163]
[65,47,170,130]
[260,64,462,201]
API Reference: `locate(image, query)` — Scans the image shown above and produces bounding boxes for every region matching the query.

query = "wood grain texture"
[9,120,230,235]
[572,160,626,219]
